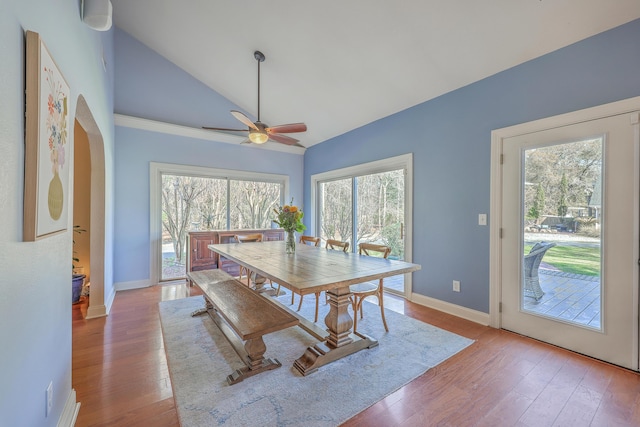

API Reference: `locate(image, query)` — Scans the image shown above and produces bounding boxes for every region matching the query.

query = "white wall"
[0,1,114,425]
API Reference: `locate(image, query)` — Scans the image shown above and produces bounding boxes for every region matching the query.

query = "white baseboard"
[57,388,80,427]
[105,285,116,313]
[85,304,107,319]
[410,293,490,326]
[114,279,151,291]
[84,282,132,318]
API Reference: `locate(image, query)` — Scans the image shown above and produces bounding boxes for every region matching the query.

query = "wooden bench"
[187,269,299,385]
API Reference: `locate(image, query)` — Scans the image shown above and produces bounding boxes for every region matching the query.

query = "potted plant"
[72,225,86,304]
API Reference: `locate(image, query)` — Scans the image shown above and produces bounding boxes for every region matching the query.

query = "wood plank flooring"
[72,284,640,426]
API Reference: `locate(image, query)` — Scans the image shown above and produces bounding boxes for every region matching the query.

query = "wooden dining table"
[208,240,421,375]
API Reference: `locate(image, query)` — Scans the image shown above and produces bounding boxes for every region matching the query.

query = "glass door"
[500,112,638,369]
[356,170,405,294]
[159,174,282,282]
[317,168,406,296]
[160,174,227,281]
[318,178,353,248]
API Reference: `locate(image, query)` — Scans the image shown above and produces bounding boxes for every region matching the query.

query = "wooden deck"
[523,269,601,329]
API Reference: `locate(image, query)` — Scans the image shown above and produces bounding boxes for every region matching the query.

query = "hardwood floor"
[72,284,640,426]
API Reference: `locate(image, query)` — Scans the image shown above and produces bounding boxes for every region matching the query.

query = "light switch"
[478,214,487,226]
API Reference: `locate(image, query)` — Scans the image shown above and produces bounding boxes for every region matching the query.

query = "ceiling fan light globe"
[249,130,269,144]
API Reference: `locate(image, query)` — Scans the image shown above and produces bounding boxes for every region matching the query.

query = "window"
[151,163,288,283]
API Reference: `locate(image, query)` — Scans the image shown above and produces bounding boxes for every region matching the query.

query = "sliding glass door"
[161,175,227,281]
[153,164,287,283]
[314,155,412,296]
[318,178,353,247]
[355,170,405,255]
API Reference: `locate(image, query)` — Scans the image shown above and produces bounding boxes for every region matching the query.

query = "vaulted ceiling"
[111,1,640,148]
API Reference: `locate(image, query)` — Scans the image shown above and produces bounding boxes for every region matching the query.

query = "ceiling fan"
[203,50,307,148]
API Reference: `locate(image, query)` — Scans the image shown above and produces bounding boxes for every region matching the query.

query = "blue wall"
[115,29,244,129]
[304,19,640,313]
[0,1,115,425]
[113,29,304,285]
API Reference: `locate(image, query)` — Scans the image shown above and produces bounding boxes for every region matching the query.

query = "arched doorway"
[74,95,107,318]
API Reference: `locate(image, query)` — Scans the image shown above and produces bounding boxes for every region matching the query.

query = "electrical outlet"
[453,280,461,292]
[46,381,53,417]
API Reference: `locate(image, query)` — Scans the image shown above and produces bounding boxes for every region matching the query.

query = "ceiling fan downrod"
[254,50,265,122]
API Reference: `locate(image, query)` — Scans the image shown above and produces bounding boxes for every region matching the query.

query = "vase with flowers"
[273,199,306,254]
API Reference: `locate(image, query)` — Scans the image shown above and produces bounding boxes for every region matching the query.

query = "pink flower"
[48,94,55,115]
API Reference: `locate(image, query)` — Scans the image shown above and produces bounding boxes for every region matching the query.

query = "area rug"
[159,293,473,427]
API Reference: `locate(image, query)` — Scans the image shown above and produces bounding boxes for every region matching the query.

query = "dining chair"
[325,239,350,252]
[299,235,321,247]
[234,233,263,286]
[280,235,322,306]
[293,238,350,322]
[350,242,392,332]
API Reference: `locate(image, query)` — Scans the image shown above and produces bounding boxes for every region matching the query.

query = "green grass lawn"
[524,244,600,276]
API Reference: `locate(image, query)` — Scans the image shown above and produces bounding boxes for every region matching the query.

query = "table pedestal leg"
[293,286,378,376]
[251,272,277,296]
[325,286,353,347]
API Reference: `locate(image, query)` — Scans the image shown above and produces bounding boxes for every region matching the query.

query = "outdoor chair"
[523,242,556,300]
[350,243,392,332]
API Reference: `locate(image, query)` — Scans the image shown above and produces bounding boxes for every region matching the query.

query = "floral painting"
[43,64,69,220]
[24,31,71,241]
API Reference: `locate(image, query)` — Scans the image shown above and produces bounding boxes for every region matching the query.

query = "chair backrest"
[234,233,263,243]
[526,242,556,256]
[358,242,391,259]
[524,242,556,276]
[300,235,321,247]
[325,239,349,252]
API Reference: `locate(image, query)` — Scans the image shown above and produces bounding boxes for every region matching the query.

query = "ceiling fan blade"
[202,126,247,132]
[266,123,307,134]
[268,132,304,147]
[231,110,258,130]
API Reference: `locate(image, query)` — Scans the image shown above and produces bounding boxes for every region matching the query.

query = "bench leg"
[201,302,283,385]
[227,336,282,385]
[245,337,267,370]
[190,296,213,317]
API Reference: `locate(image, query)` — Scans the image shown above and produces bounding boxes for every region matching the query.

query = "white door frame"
[489,97,640,345]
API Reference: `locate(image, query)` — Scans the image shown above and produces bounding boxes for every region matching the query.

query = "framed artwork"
[24,30,71,241]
